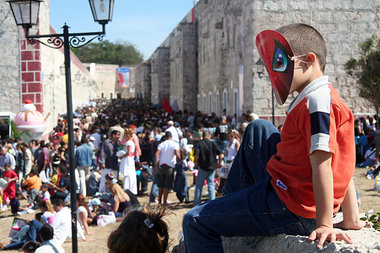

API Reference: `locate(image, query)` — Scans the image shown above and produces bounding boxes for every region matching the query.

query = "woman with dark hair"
[108,206,169,253]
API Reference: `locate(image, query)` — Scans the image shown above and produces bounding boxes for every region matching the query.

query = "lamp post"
[7,1,115,252]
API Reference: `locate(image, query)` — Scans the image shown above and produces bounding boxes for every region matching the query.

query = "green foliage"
[6,119,31,139]
[72,40,144,66]
[345,35,380,118]
[360,212,380,231]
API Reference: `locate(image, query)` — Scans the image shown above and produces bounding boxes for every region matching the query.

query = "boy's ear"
[306,53,316,63]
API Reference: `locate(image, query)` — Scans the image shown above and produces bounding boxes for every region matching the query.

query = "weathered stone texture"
[139,0,380,119]
[136,62,151,104]
[252,0,380,117]
[150,47,170,104]
[196,0,254,116]
[170,22,197,113]
[0,2,21,113]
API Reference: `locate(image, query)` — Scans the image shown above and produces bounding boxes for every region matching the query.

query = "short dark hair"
[164,131,172,139]
[108,207,169,253]
[277,23,327,72]
[39,224,54,241]
[30,167,38,176]
[51,195,65,206]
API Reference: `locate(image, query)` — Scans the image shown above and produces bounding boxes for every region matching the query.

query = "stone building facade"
[0,0,98,133]
[135,61,151,103]
[169,22,197,113]
[137,0,380,122]
[150,47,171,105]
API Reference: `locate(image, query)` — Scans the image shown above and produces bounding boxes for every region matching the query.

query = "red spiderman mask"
[256,30,294,105]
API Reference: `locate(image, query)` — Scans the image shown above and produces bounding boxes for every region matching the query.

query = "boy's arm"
[308,150,352,249]
[334,178,365,230]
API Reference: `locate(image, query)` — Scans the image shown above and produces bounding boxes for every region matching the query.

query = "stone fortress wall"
[136,0,380,122]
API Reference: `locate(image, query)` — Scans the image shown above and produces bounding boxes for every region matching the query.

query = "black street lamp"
[7,1,115,252]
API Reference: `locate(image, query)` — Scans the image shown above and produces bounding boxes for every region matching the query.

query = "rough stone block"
[287,0,311,10]
[312,11,334,22]
[173,227,380,253]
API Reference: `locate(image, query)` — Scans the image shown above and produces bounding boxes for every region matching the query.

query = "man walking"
[193,131,223,205]
[154,132,181,205]
[75,137,93,196]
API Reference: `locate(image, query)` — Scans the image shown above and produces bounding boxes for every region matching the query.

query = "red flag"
[162,98,173,114]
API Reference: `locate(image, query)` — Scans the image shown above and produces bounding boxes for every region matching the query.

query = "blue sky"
[50,1,195,59]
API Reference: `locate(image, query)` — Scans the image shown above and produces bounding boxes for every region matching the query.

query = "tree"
[72,40,144,66]
[345,35,380,127]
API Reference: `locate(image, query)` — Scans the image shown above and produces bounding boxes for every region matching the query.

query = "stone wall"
[0,1,21,114]
[86,63,118,99]
[150,47,170,105]
[195,0,254,117]
[0,0,98,132]
[170,22,197,113]
[251,0,380,118]
[141,0,380,120]
[136,61,151,104]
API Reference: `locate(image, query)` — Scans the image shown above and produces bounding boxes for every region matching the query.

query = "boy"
[3,163,18,205]
[183,23,364,252]
[21,167,42,208]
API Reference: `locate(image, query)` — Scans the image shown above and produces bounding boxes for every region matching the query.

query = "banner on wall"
[117,67,130,88]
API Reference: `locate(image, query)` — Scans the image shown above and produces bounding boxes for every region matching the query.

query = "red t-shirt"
[267,77,355,218]
[3,169,18,199]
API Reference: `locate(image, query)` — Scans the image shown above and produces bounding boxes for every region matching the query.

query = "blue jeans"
[193,168,216,205]
[149,171,159,202]
[183,119,316,253]
[4,220,43,250]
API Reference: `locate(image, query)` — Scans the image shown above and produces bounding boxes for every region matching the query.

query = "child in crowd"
[3,163,18,206]
[10,191,27,215]
[108,206,168,253]
[41,184,50,200]
[183,23,365,252]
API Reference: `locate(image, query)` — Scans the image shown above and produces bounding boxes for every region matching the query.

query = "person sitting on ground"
[76,193,95,235]
[22,167,42,208]
[38,199,55,225]
[40,184,50,201]
[35,224,64,253]
[107,182,132,221]
[107,206,169,253]
[50,194,71,246]
[10,191,27,215]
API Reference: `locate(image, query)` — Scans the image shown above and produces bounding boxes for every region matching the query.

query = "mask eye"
[272,48,288,72]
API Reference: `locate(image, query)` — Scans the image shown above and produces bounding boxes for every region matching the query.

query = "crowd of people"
[0,94,377,252]
[0,97,261,252]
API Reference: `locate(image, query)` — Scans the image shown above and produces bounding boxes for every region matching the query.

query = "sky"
[49,1,195,59]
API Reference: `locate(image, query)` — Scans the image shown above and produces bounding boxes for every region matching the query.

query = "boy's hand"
[309,226,352,249]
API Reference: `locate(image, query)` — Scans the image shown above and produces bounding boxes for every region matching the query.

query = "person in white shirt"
[51,196,71,246]
[165,121,182,143]
[154,132,181,205]
[35,224,64,253]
